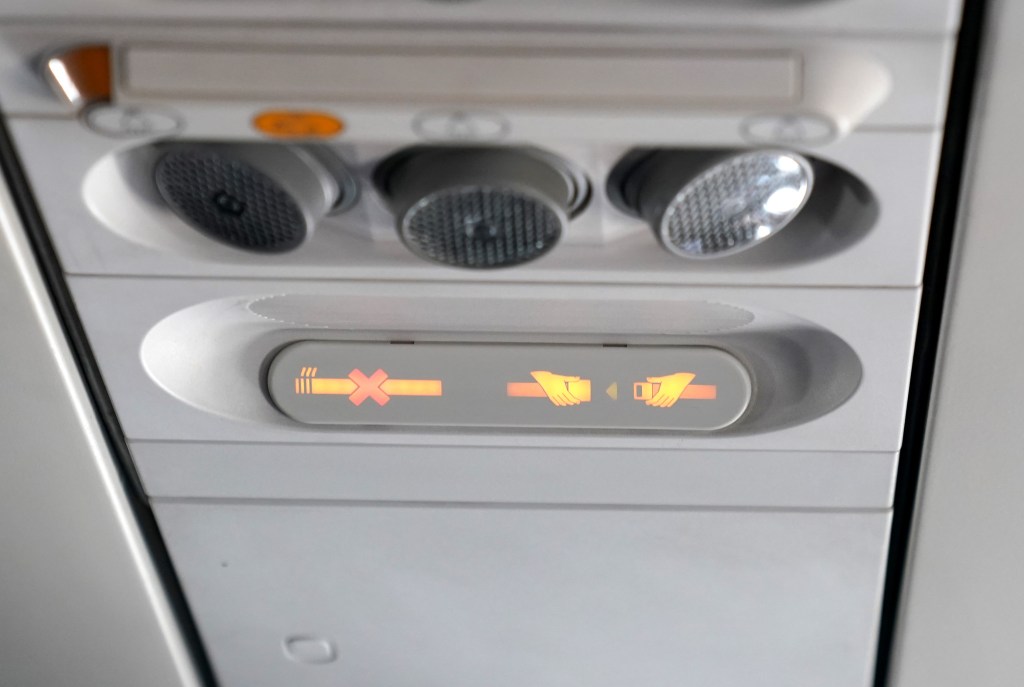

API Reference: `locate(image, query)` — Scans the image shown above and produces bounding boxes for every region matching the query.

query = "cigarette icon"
[294,367,442,406]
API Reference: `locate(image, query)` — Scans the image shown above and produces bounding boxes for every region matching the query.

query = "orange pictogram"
[507,371,592,406]
[294,367,442,406]
[633,372,717,408]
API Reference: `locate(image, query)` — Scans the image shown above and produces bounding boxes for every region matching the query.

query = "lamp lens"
[661,151,813,258]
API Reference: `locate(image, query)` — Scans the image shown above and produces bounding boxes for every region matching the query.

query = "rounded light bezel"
[398,183,567,269]
[375,145,588,269]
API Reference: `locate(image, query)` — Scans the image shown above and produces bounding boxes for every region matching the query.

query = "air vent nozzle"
[376,146,588,269]
[154,143,350,253]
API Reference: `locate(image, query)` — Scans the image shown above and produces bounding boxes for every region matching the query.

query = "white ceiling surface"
[891,1,1024,685]
[0,159,199,682]
[0,0,979,685]
[0,0,961,34]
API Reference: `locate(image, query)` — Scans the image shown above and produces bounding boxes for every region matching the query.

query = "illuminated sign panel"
[268,342,751,431]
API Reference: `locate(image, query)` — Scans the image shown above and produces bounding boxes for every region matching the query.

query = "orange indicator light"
[381,379,444,397]
[310,378,357,395]
[507,371,591,406]
[680,385,717,400]
[294,367,441,406]
[45,44,112,107]
[506,383,548,398]
[633,373,717,408]
[253,110,345,138]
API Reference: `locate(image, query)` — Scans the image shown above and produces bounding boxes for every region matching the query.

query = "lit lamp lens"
[612,148,816,260]
[659,151,813,258]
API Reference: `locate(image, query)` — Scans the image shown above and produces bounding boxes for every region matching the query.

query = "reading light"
[615,149,815,259]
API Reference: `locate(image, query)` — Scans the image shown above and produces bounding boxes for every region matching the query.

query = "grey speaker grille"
[661,151,811,258]
[154,149,307,253]
[400,186,563,269]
